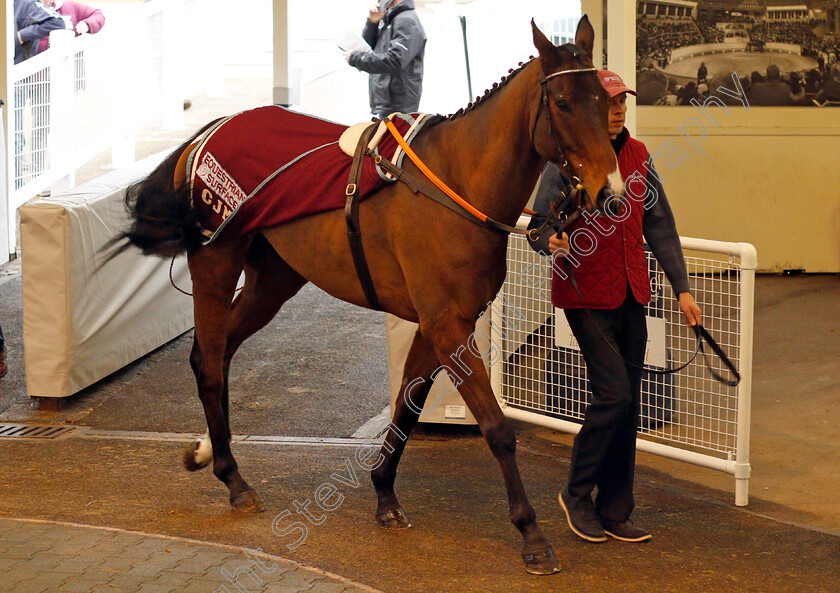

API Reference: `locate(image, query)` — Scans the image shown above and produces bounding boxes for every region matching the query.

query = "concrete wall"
[637,106,840,273]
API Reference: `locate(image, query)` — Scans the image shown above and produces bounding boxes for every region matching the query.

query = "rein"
[380,64,599,238]
[383,119,529,236]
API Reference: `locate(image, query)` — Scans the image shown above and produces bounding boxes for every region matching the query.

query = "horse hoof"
[182,438,211,472]
[230,490,266,513]
[522,547,561,575]
[376,507,412,529]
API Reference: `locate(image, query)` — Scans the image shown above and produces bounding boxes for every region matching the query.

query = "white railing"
[489,218,756,506]
[4,0,226,257]
[299,67,371,125]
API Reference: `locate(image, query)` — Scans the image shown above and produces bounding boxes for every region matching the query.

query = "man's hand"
[678,292,702,327]
[343,50,352,63]
[75,21,89,35]
[548,232,570,257]
[369,8,385,24]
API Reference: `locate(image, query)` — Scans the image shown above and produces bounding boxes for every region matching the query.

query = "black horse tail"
[103,118,222,261]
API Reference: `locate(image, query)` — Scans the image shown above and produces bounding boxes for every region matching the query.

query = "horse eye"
[554,98,572,113]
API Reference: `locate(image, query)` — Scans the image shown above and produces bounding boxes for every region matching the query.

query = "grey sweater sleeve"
[527,162,569,255]
[642,160,691,296]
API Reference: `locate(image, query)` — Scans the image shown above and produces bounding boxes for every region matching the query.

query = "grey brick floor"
[0,518,380,593]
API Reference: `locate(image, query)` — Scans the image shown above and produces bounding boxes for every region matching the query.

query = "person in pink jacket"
[37,0,105,53]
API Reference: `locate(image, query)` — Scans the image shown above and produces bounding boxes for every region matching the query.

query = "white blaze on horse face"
[194,434,213,467]
[606,155,624,196]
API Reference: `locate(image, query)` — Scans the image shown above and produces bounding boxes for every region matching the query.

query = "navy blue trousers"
[563,290,647,523]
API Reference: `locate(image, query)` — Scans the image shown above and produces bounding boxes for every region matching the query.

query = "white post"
[734,244,757,506]
[580,0,604,68]
[48,29,76,193]
[1,0,12,261]
[204,0,227,98]
[489,295,504,407]
[607,0,636,136]
[273,0,292,106]
[162,0,184,130]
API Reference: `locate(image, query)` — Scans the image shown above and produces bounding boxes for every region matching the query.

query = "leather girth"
[345,123,383,311]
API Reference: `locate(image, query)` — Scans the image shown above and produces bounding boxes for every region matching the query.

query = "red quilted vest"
[551,134,652,309]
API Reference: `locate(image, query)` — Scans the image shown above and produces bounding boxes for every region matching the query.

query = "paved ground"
[0,517,379,593]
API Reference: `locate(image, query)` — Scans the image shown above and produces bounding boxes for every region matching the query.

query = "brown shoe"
[602,519,652,542]
[0,347,7,378]
[558,488,607,542]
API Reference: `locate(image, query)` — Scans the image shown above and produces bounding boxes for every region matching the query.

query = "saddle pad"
[185,106,430,243]
[338,120,390,156]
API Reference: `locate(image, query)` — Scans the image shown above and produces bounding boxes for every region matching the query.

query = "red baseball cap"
[598,70,637,98]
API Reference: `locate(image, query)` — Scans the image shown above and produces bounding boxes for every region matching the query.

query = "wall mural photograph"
[635,0,840,105]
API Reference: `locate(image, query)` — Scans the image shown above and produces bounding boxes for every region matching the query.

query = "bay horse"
[115,18,621,574]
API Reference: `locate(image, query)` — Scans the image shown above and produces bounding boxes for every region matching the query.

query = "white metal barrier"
[4,0,225,257]
[489,218,756,506]
[300,67,370,125]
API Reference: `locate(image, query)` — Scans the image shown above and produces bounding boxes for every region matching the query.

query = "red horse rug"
[182,106,432,243]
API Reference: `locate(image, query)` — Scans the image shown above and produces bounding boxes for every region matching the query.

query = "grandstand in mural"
[636,0,840,105]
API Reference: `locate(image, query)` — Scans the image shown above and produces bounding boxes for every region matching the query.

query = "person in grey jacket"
[344,0,426,119]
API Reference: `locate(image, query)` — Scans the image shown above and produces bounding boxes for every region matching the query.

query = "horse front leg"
[426,310,561,575]
[187,241,264,512]
[372,327,438,529]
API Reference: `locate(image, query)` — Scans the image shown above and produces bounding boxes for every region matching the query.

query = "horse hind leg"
[182,236,308,478]
[183,235,307,510]
[183,428,213,472]
[189,248,252,509]
[371,328,439,529]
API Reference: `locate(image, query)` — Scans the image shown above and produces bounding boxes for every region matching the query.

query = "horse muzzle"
[595,160,624,214]
[595,186,624,216]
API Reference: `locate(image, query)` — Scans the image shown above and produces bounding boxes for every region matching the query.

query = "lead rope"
[169,255,192,296]
[561,259,741,386]
[168,254,244,298]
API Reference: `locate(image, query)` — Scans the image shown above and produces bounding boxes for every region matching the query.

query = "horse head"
[530,16,624,215]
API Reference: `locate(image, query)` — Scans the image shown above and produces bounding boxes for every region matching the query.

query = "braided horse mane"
[445,56,537,120]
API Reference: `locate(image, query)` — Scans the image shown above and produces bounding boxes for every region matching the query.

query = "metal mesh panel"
[71,48,114,159]
[13,68,52,190]
[495,234,742,459]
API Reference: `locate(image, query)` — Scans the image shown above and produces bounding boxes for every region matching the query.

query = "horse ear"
[575,14,595,57]
[532,18,561,71]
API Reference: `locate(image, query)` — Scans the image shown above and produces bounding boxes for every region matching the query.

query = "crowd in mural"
[636,13,840,106]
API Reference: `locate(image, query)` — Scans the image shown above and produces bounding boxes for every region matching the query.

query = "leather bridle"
[528,63,598,242]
